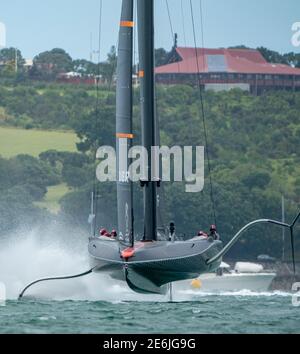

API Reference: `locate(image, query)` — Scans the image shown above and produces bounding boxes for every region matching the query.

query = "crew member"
[99,228,107,236]
[209,224,220,240]
[198,230,208,238]
[100,229,111,238]
[111,230,117,239]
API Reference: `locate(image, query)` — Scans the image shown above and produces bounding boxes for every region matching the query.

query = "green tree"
[155,48,169,67]
[100,46,117,84]
[257,47,288,64]
[242,171,271,190]
[75,105,115,153]
[0,155,61,202]
[31,48,73,80]
[72,59,97,76]
[0,47,25,75]
[283,52,300,68]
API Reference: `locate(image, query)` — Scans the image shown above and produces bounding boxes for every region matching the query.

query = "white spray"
[0,227,167,302]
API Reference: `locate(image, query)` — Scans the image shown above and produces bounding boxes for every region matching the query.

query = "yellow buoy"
[191,279,202,289]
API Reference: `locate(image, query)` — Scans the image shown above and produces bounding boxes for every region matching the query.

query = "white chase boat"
[175,262,276,292]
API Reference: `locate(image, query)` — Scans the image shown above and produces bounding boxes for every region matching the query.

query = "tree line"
[1,45,299,83]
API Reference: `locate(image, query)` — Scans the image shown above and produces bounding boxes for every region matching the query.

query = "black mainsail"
[116,0,134,245]
[138,0,158,241]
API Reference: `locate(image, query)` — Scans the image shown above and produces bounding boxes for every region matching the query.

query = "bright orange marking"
[138,70,144,78]
[121,248,135,259]
[116,133,134,139]
[120,21,134,28]
[121,243,145,260]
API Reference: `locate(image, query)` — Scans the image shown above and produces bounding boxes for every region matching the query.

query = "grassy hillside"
[0,127,79,158]
[35,183,71,214]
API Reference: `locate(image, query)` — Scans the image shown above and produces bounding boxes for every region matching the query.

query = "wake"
[0,228,164,302]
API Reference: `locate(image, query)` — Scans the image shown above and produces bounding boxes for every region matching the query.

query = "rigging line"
[165,0,181,82]
[189,0,217,226]
[165,0,175,40]
[180,0,187,48]
[199,0,205,54]
[93,0,103,235]
[107,2,120,91]
[95,0,103,112]
[108,39,119,91]
[107,5,121,91]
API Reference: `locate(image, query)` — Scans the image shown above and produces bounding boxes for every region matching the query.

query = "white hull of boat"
[175,272,276,292]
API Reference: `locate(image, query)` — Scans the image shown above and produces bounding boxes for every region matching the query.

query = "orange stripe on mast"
[120,21,134,28]
[116,133,134,139]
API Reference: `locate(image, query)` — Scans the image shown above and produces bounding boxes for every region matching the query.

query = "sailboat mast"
[138,0,157,241]
[116,0,134,244]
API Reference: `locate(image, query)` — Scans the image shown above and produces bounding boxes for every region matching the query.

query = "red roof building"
[155,47,300,94]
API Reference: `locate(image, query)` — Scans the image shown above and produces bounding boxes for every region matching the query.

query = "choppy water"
[1,294,300,334]
[0,230,299,334]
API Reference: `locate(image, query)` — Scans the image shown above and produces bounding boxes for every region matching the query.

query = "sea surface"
[1,293,300,334]
[0,231,299,334]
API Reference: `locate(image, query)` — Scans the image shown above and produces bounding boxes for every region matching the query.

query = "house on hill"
[155,47,300,94]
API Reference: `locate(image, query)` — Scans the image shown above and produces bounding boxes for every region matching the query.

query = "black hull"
[88,237,223,294]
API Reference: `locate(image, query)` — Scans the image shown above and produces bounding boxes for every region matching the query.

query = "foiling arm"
[207,211,300,275]
[18,268,95,300]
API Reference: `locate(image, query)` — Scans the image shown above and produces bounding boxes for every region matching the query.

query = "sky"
[0,0,299,61]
